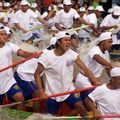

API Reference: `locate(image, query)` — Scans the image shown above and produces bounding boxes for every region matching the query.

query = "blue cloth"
[46,93,82,114]
[14,71,37,100]
[0,83,22,104]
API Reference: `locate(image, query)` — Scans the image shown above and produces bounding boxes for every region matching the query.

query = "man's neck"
[54,48,66,56]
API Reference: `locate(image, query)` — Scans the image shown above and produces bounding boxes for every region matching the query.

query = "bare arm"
[34,63,48,100]
[78,17,91,26]
[36,17,48,26]
[85,97,102,119]
[93,54,113,69]
[75,56,101,86]
[100,25,118,31]
[17,49,41,58]
[78,17,100,36]
[15,23,27,33]
[55,23,66,31]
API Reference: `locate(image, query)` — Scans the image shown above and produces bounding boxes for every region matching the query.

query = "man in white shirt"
[34,31,98,116]
[55,0,92,31]
[14,36,57,112]
[75,32,113,102]
[100,6,120,50]
[13,0,47,42]
[85,67,120,120]
[0,26,41,110]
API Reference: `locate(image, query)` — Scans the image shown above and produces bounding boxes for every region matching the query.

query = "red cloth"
[43,0,53,7]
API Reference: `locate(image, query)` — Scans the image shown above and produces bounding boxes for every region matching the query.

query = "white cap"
[31,3,37,8]
[63,0,72,5]
[20,0,30,6]
[0,2,2,7]
[113,6,120,16]
[49,36,57,45]
[88,6,94,11]
[58,4,63,8]
[55,31,70,40]
[4,26,12,34]
[97,32,112,44]
[0,26,12,34]
[95,6,104,12]
[110,67,120,77]
[3,2,10,7]
[48,5,57,11]
[80,7,86,12]
[108,8,113,13]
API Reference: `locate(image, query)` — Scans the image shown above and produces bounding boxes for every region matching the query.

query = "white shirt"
[8,11,16,28]
[55,8,80,29]
[100,14,120,44]
[38,49,78,102]
[84,13,97,28]
[89,84,120,120]
[17,58,38,82]
[78,13,97,38]
[75,46,110,88]
[13,9,38,40]
[0,42,20,94]
[17,49,49,82]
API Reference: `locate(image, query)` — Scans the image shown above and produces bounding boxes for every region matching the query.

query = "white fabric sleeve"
[68,49,78,61]
[54,11,61,23]
[8,42,20,53]
[89,47,100,60]
[38,53,49,69]
[88,86,102,102]
[13,15,19,23]
[29,9,38,18]
[73,9,80,19]
[100,16,109,27]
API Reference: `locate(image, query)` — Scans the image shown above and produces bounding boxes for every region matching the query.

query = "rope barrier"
[0,52,43,73]
[0,86,96,108]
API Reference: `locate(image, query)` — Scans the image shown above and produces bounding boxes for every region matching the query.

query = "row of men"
[0,24,120,120]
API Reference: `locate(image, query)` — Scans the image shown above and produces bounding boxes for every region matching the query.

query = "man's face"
[58,37,71,51]
[101,39,113,51]
[64,4,71,12]
[71,38,79,49]
[21,5,29,12]
[0,30,7,44]
[112,76,120,89]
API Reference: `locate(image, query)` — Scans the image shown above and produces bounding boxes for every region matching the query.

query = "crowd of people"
[0,0,120,119]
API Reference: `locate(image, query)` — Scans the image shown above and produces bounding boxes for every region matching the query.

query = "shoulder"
[89,46,101,54]
[91,84,107,95]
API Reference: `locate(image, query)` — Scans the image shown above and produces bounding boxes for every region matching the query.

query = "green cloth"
[92,2,99,8]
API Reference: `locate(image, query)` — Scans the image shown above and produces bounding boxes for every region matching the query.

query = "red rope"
[100,114,120,118]
[32,86,96,102]
[0,86,96,108]
[0,52,43,73]
[1,86,120,119]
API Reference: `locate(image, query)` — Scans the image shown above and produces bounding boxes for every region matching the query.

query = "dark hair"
[0,26,13,34]
[47,45,56,50]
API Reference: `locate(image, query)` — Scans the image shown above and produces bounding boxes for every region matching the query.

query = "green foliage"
[27,0,35,5]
